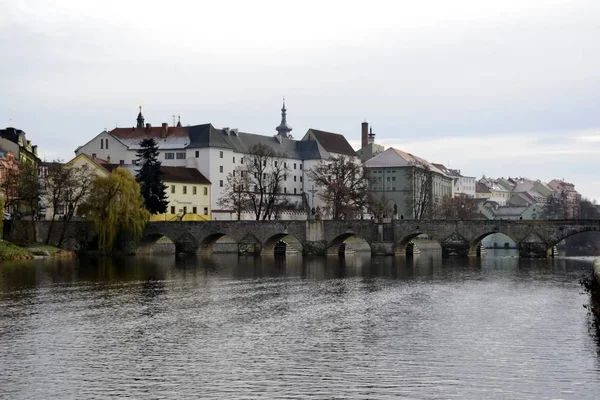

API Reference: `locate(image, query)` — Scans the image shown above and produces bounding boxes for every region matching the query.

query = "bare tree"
[218,144,289,220]
[432,194,481,220]
[217,165,252,220]
[542,191,569,219]
[405,164,433,220]
[0,164,20,214]
[579,198,600,219]
[309,155,369,220]
[18,161,42,241]
[57,164,94,246]
[43,161,68,244]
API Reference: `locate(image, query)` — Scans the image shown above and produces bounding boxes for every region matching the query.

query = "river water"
[1,250,599,399]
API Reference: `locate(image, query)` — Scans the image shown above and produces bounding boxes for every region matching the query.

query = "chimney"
[106,155,111,163]
[361,121,369,148]
[146,123,151,129]
[161,123,168,138]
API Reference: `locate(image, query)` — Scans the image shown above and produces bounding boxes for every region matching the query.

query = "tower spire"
[136,105,145,128]
[177,113,182,127]
[275,97,292,138]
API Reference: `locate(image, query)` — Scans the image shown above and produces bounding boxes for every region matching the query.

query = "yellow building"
[150,166,211,221]
[47,154,212,221]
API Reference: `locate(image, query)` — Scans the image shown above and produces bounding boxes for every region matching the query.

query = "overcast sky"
[2,1,599,199]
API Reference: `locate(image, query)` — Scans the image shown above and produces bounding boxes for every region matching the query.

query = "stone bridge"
[21,218,598,258]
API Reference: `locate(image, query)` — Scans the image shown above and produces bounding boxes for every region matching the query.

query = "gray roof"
[186,123,350,161]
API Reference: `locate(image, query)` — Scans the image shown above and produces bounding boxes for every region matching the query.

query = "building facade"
[365,147,453,219]
[74,103,358,220]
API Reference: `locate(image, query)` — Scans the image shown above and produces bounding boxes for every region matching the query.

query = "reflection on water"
[1,250,600,399]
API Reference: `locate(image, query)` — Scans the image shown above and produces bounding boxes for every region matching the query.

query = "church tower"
[275,98,292,138]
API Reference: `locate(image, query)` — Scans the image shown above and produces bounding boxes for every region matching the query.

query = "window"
[275,161,278,167]
[241,157,244,164]
[193,186,197,195]
[284,162,287,168]
[183,186,187,195]
[294,163,297,169]
[220,180,223,187]
[183,206,187,214]
[203,207,208,215]
[233,156,235,163]
[241,171,244,177]
[387,177,390,182]
[300,176,303,182]
[176,152,186,159]
[105,139,108,150]
[300,163,302,169]
[171,206,175,214]
[100,139,103,149]
[263,160,266,167]
[171,185,175,194]
[284,175,287,181]
[284,187,287,193]
[192,207,197,214]
[220,151,223,158]
[204,187,208,195]
[392,177,396,181]
[165,153,174,160]
[294,176,297,182]
[219,166,223,173]
[263,173,266,179]
[294,188,297,194]
[120,160,124,165]
[195,151,199,158]
[233,170,236,177]
[132,160,138,165]
[378,177,382,182]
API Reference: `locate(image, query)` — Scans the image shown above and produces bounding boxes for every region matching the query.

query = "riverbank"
[0,240,76,262]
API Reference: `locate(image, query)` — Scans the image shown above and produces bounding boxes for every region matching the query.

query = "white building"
[432,163,476,198]
[74,103,358,220]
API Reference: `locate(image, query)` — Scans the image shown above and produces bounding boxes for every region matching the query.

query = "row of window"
[228,183,302,195]
[170,185,209,195]
[99,138,109,150]
[170,206,209,215]
[165,152,186,160]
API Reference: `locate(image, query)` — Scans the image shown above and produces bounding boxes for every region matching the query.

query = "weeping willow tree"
[79,168,150,253]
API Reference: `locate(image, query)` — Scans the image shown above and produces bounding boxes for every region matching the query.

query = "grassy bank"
[0,240,76,261]
[0,240,34,261]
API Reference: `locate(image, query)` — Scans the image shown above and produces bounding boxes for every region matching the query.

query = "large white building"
[75,103,358,220]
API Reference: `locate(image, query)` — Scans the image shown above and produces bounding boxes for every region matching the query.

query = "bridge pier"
[518,242,552,258]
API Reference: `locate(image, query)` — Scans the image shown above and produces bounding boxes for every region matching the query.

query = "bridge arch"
[138,233,177,254]
[263,233,303,256]
[548,225,600,248]
[395,232,431,257]
[327,233,371,256]
[198,233,236,255]
[469,231,519,257]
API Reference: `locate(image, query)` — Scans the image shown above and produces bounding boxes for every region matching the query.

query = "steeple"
[176,113,182,127]
[275,98,292,138]
[136,105,145,128]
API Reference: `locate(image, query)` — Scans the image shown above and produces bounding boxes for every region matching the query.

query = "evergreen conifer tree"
[135,138,169,214]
